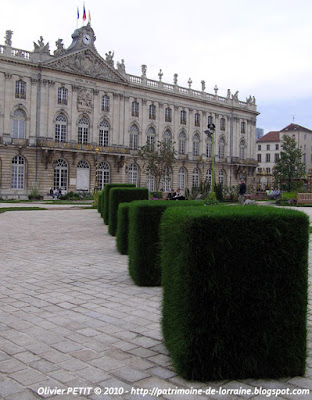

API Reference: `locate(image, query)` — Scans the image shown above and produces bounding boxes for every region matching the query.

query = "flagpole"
[76,7,79,29]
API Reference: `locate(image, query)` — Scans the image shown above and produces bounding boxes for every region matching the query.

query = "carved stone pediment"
[43,49,127,83]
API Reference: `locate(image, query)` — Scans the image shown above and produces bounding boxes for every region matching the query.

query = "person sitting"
[167,189,176,200]
[173,188,185,200]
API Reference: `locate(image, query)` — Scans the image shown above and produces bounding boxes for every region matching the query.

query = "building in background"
[256,127,264,140]
[256,123,312,190]
[0,24,258,199]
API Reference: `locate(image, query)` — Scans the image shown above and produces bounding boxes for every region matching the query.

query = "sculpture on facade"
[5,30,13,46]
[117,59,126,74]
[174,73,178,85]
[105,51,114,67]
[201,80,206,91]
[54,39,65,56]
[33,36,50,54]
[141,64,147,77]
[158,69,163,81]
[77,88,93,109]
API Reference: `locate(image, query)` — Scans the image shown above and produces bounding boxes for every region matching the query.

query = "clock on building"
[83,34,91,45]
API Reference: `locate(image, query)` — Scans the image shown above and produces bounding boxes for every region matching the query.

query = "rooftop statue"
[33,36,50,54]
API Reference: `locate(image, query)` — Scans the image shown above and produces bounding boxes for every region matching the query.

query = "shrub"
[108,187,148,236]
[59,191,81,200]
[160,205,309,381]
[128,200,205,286]
[97,190,104,213]
[102,184,135,224]
[116,202,130,254]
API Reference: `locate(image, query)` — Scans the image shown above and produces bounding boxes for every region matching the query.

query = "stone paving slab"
[0,206,311,399]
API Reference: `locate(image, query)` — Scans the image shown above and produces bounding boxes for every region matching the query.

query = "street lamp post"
[94,146,100,192]
[204,123,216,192]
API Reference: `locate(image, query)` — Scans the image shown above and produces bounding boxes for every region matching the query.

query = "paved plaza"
[0,205,312,399]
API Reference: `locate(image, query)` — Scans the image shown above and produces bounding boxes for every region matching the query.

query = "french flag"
[83,4,86,21]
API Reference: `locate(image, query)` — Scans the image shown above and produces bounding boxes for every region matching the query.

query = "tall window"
[219,170,225,185]
[78,117,89,144]
[128,164,138,185]
[99,120,109,147]
[132,101,139,117]
[206,169,212,186]
[129,124,139,150]
[220,118,226,131]
[162,173,170,192]
[54,159,68,190]
[195,113,200,127]
[257,154,262,162]
[206,137,212,158]
[239,140,245,159]
[97,162,110,189]
[219,137,225,159]
[15,80,26,99]
[147,127,156,150]
[192,168,199,188]
[11,156,25,189]
[180,110,187,125]
[241,121,246,134]
[55,114,67,142]
[192,133,200,156]
[178,131,186,155]
[149,104,156,120]
[266,153,270,162]
[58,87,68,105]
[12,109,26,139]
[208,115,213,126]
[146,174,155,191]
[165,107,172,122]
[178,167,186,190]
[101,95,110,112]
[163,129,172,144]
[275,153,279,162]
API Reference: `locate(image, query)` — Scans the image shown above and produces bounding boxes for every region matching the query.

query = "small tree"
[138,140,177,191]
[273,135,306,191]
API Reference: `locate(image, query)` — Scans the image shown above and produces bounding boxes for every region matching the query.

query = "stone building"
[0,24,258,199]
[256,123,312,190]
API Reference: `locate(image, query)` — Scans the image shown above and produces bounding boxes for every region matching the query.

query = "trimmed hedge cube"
[116,202,131,255]
[128,200,204,286]
[108,187,148,236]
[97,190,104,214]
[102,183,135,224]
[160,205,309,381]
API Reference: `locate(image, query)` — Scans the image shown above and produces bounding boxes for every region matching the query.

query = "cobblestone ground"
[0,206,311,400]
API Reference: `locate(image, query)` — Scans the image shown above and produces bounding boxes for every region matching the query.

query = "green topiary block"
[108,187,148,236]
[160,205,309,381]
[128,200,205,286]
[102,183,135,224]
[116,202,131,255]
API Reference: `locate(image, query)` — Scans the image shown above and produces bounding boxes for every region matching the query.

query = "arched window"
[195,113,200,127]
[178,131,186,155]
[162,173,171,192]
[76,160,90,191]
[180,110,187,125]
[220,117,226,131]
[129,124,139,150]
[132,101,139,117]
[206,137,212,158]
[192,133,200,156]
[11,156,25,189]
[163,129,172,144]
[54,159,68,190]
[128,164,138,185]
[15,80,26,99]
[97,162,110,190]
[77,160,89,169]
[12,109,26,139]
[206,169,212,187]
[78,117,89,144]
[219,170,225,185]
[102,95,110,112]
[149,104,156,120]
[178,167,186,190]
[147,127,156,150]
[192,168,199,188]
[219,137,225,159]
[146,173,155,192]
[55,114,67,142]
[58,87,68,105]
[99,120,109,147]
[240,140,245,159]
[165,107,172,122]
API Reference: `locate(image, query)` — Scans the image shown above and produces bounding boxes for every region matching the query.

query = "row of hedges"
[97,186,309,381]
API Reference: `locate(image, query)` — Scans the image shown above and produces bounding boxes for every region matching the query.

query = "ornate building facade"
[0,24,258,199]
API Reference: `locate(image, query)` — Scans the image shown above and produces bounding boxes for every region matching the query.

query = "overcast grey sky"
[4,0,312,133]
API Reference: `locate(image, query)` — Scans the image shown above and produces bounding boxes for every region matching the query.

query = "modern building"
[256,127,264,140]
[256,123,312,190]
[0,23,259,199]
